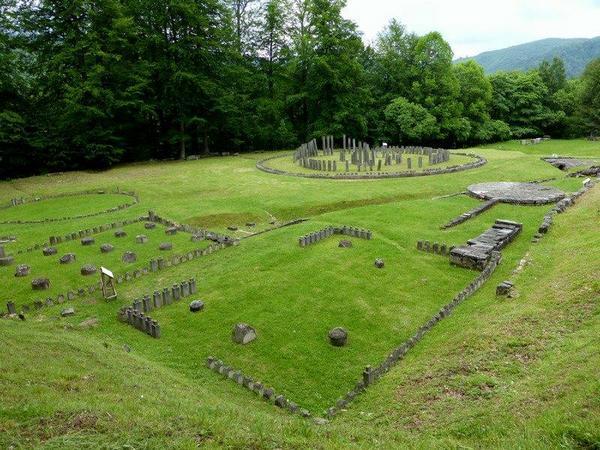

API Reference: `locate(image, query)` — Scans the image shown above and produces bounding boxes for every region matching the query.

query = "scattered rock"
[61,307,75,317]
[227,226,238,231]
[59,253,76,264]
[374,258,385,269]
[100,243,114,253]
[245,222,256,227]
[122,251,137,263]
[165,227,178,235]
[190,234,204,242]
[189,300,205,313]
[31,278,50,290]
[14,264,30,277]
[232,323,257,344]
[314,417,329,425]
[81,237,95,246]
[123,344,131,353]
[135,235,148,244]
[43,247,57,256]
[144,222,156,229]
[159,242,173,251]
[80,264,97,276]
[79,317,99,328]
[114,230,127,238]
[328,327,348,346]
[338,240,353,248]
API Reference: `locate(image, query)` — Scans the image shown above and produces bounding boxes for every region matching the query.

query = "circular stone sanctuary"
[467,182,565,204]
[257,135,486,179]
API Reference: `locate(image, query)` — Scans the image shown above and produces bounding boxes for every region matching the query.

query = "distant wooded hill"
[456,37,600,77]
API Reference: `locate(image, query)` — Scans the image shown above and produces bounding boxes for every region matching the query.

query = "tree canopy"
[0,0,596,179]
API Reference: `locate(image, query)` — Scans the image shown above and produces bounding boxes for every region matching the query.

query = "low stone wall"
[116,278,197,337]
[0,189,139,224]
[256,152,487,180]
[323,251,502,419]
[440,198,499,229]
[416,240,453,256]
[299,225,372,247]
[120,309,161,338]
[536,180,596,238]
[205,357,311,417]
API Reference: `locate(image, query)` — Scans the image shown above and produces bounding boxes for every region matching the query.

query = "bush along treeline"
[1,0,599,178]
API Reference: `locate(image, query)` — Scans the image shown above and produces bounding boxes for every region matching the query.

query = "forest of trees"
[1,0,599,178]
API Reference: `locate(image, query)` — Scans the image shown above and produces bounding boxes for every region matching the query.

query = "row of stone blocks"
[48,217,144,246]
[416,240,453,256]
[298,226,372,247]
[258,152,486,180]
[205,357,310,418]
[127,278,197,315]
[149,210,237,246]
[123,309,161,338]
[537,181,595,237]
[441,198,500,229]
[323,251,502,419]
[6,240,222,315]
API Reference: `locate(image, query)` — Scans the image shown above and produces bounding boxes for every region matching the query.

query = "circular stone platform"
[467,182,565,204]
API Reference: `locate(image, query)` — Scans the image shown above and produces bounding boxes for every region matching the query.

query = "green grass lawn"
[0,139,598,448]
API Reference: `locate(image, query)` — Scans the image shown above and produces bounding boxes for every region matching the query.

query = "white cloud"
[343,0,600,57]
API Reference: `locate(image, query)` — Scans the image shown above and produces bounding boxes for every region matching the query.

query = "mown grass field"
[0,139,598,448]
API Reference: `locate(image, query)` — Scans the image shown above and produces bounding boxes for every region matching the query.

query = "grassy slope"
[0,139,599,448]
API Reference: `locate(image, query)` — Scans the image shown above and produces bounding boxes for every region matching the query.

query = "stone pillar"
[162,287,172,305]
[407,157,412,169]
[153,291,162,309]
[189,278,197,295]
[151,320,161,338]
[418,156,423,168]
[7,301,16,315]
[181,281,190,297]
[363,365,374,386]
[172,284,181,301]
[142,295,152,313]
[150,259,158,272]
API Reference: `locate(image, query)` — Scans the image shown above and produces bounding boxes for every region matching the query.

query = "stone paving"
[467,182,565,204]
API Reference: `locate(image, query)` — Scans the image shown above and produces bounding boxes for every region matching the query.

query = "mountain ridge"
[455,36,600,77]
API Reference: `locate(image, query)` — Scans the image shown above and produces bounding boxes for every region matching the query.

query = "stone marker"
[32,278,50,290]
[100,243,114,253]
[80,264,97,276]
[59,253,76,264]
[328,327,348,346]
[159,242,172,251]
[189,300,205,313]
[81,237,95,246]
[43,247,57,256]
[338,240,353,248]
[122,251,137,263]
[135,235,148,244]
[496,281,513,296]
[61,307,75,317]
[232,323,257,344]
[374,258,385,269]
[14,264,30,277]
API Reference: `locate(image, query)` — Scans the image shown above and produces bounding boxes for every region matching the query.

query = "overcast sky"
[343,0,600,58]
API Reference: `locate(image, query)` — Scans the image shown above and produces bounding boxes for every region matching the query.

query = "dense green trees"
[0,0,596,178]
